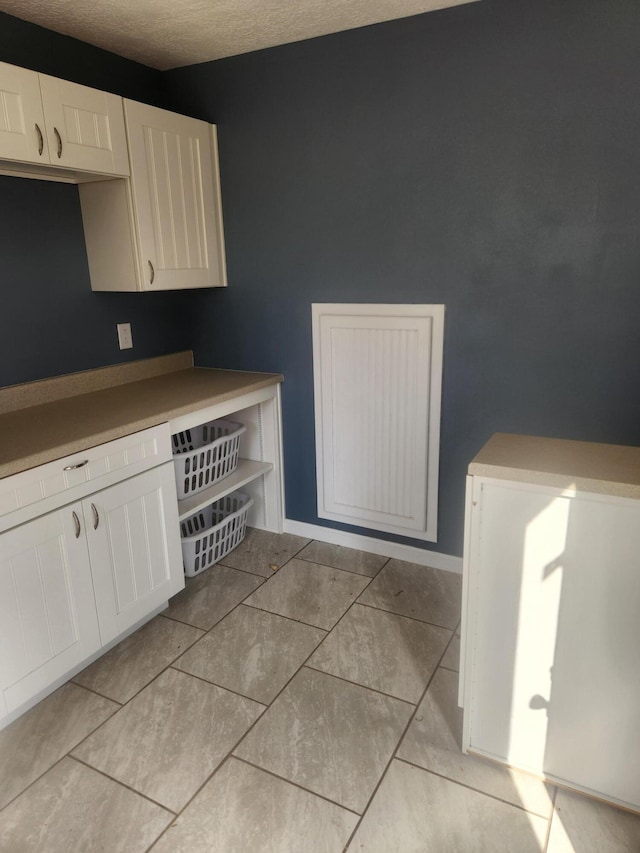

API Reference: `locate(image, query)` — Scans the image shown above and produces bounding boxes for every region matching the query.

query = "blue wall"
[164,0,640,557]
[2,2,640,558]
[0,13,196,386]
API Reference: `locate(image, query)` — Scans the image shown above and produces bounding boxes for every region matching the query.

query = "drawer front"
[0,423,171,531]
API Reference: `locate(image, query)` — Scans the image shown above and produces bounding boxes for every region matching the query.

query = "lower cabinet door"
[85,463,183,645]
[465,479,640,810]
[0,505,101,714]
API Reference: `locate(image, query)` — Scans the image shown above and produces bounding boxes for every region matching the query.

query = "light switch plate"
[117,323,133,350]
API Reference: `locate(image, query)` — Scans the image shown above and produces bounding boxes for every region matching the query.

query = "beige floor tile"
[72,668,263,812]
[73,615,203,703]
[348,760,548,852]
[234,667,413,813]
[245,558,369,630]
[308,604,450,703]
[174,605,325,703]
[297,541,387,577]
[152,757,358,852]
[0,683,118,809]
[547,788,640,853]
[440,631,461,671]
[220,528,310,577]
[0,757,171,852]
[166,563,263,630]
[397,667,554,817]
[357,559,462,628]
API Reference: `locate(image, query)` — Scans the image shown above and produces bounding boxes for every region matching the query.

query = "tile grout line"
[73,619,207,707]
[69,753,177,815]
[302,663,417,708]
[394,756,555,821]
[543,786,560,853]
[0,694,123,815]
[141,542,338,851]
[232,754,362,816]
[342,620,457,850]
[355,598,458,631]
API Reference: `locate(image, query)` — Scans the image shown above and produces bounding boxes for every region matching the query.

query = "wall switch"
[117,322,133,350]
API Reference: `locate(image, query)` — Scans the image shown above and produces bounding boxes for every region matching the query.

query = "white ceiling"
[0,0,477,71]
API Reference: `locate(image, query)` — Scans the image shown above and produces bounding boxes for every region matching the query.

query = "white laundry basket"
[180,491,253,577]
[172,419,246,499]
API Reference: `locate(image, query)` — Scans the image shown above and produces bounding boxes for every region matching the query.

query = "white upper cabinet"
[0,62,129,177]
[38,74,129,175]
[80,101,227,292]
[124,100,227,291]
[0,62,48,163]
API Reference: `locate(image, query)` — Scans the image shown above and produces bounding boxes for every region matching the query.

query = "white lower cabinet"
[0,452,183,728]
[0,503,100,718]
[86,463,183,645]
[460,473,640,813]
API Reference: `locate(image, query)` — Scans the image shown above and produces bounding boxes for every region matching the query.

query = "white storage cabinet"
[0,61,129,177]
[460,436,640,814]
[80,100,227,292]
[0,424,183,729]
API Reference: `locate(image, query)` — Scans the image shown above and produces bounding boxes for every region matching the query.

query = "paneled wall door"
[312,304,444,541]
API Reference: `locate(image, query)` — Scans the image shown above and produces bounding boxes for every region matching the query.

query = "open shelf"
[176,458,273,522]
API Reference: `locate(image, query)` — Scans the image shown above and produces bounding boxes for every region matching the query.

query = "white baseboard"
[284,519,462,574]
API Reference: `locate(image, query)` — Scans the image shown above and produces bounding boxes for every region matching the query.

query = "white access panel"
[312,304,444,541]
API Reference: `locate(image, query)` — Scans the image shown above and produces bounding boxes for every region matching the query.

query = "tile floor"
[1,530,640,851]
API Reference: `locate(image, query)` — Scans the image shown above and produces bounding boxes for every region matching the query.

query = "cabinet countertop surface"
[0,354,282,479]
[469,432,640,500]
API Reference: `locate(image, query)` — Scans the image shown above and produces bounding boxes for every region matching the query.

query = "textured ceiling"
[0,0,478,70]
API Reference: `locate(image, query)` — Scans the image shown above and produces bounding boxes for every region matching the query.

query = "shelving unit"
[168,381,284,536]
[176,459,273,522]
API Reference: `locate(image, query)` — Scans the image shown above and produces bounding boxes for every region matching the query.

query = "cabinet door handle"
[35,123,44,156]
[91,503,99,530]
[63,459,89,471]
[53,126,62,158]
[72,511,81,539]
[148,260,155,284]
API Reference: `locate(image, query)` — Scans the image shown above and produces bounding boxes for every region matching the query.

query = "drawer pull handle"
[35,123,44,156]
[91,503,99,530]
[148,260,155,284]
[72,511,81,539]
[54,126,62,158]
[63,460,89,471]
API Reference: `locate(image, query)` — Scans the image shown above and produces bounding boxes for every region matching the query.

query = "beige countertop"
[0,353,283,479]
[469,432,640,500]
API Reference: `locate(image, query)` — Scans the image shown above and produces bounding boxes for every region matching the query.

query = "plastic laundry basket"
[180,491,253,577]
[172,419,246,499]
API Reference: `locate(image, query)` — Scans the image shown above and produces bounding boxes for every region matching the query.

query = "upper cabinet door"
[38,74,129,176]
[0,62,49,164]
[124,100,227,290]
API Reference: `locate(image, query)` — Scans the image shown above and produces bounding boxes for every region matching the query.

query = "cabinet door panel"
[125,100,226,290]
[466,479,640,811]
[39,74,129,175]
[86,464,183,644]
[0,62,49,163]
[0,507,100,712]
